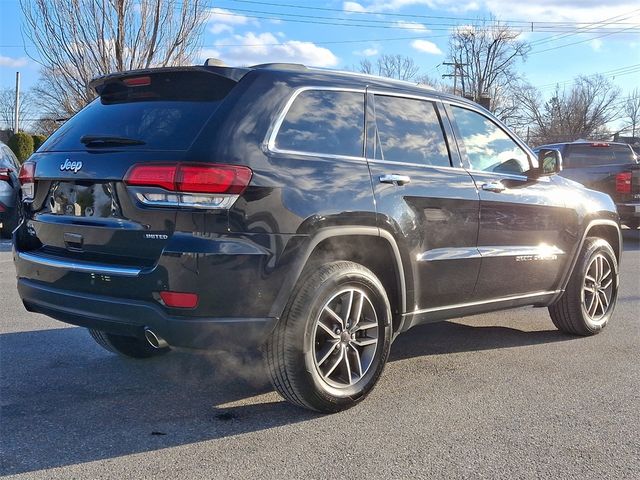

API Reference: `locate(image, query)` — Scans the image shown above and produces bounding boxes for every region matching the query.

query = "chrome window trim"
[405,290,561,316]
[265,86,367,161]
[367,158,467,173]
[18,252,142,277]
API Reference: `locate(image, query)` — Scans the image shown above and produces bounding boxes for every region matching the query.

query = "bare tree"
[621,88,640,138]
[0,88,36,132]
[515,75,622,145]
[357,54,420,81]
[448,20,529,119]
[21,0,208,117]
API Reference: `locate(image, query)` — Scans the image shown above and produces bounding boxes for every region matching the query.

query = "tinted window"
[41,72,235,152]
[1,146,19,169]
[374,95,450,167]
[564,144,637,168]
[452,106,530,174]
[275,90,364,157]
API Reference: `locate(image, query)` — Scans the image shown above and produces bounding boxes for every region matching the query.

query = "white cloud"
[393,21,429,32]
[343,1,367,13]
[211,24,234,35]
[207,7,256,35]
[411,39,443,55]
[354,47,379,56]
[0,55,28,68]
[590,39,603,51]
[213,32,339,67]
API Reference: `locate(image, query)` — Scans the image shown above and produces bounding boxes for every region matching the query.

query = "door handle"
[379,174,411,186]
[481,181,506,193]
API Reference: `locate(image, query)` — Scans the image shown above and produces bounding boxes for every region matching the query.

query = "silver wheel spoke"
[598,290,609,310]
[355,320,378,331]
[342,290,354,327]
[324,306,344,329]
[602,279,613,290]
[324,347,344,378]
[587,291,597,317]
[585,274,596,284]
[353,337,377,347]
[317,341,339,366]
[343,349,353,385]
[601,267,612,282]
[350,292,365,331]
[349,344,364,378]
[583,285,596,294]
[317,318,339,339]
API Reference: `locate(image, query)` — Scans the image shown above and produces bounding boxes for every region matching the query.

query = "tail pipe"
[144,328,169,349]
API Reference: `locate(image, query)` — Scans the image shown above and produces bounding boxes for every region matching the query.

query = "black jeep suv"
[14,63,622,412]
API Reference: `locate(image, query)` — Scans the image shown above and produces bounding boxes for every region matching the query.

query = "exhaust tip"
[144,328,169,349]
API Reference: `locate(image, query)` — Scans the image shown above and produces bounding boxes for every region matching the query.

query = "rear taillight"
[0,168,11,182]
[18,162,36,200]
[616,171,632,193]
[124,163,252,209]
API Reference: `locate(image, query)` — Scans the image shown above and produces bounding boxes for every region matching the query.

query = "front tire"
[549,237,618,336]
[88,329,171,358]
[264,261,392,413]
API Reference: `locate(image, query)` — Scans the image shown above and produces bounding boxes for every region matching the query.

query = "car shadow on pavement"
[0,320,577,475]
[0,239,12,252]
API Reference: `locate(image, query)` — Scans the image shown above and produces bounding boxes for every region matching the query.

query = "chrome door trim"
[417,245,565,262]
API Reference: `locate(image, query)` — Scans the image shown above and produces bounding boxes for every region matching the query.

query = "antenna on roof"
[204,58,226,67]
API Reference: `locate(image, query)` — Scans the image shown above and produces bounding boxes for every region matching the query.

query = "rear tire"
[264,261,392,413]
[88,329,170,358]
[548,237,618,336]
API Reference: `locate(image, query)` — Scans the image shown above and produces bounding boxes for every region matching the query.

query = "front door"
[446,103,571,299]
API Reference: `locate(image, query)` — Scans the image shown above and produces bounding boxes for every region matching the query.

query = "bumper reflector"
[159,291,199,309]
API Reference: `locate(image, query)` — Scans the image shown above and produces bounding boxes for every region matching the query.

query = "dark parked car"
[0,140,21,238]
[14,63,622,412]
[534,141,640,229]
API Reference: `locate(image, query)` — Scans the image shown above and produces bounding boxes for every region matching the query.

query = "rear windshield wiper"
[80,135,146,146]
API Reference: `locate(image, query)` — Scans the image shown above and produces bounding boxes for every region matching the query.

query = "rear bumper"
[18,278,277,350]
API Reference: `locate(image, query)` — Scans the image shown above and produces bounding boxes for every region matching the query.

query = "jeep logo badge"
[60,159,83,173]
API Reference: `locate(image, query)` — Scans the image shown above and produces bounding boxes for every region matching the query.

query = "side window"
[451,106,530,174]
[275,90,364,157]
[374,95,450,167]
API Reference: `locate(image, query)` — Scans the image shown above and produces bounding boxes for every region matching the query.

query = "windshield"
[563,144,637,168]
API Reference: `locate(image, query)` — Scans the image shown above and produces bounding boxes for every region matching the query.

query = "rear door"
[446,103,571,299]
[18,70,237,268]
[366,91,480,311]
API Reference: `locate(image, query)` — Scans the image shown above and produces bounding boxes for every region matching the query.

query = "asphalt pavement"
[1,232,639,479]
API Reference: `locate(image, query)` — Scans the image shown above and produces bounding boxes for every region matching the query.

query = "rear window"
[564,144,637,168]
[40,71,236,152]
[274,90,365,158]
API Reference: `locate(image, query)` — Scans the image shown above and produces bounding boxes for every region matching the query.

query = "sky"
[1,0,639,116]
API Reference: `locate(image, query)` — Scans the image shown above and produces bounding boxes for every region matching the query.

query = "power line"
[224,0,640,26]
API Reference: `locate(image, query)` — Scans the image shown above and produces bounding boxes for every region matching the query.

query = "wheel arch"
[269,227,408,334]
[550,219,622,304]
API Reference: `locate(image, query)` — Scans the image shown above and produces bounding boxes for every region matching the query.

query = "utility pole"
[442,62,466,96]
[13,72,20,134]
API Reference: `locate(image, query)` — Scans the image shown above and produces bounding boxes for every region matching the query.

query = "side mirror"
[533,148,563,177]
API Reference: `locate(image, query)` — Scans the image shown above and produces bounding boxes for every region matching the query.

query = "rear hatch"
[18,68,240,268]
[560,142,640,203]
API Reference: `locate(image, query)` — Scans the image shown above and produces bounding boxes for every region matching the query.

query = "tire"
[0,207,18,239]
[264,261,392,413]
[549,237,619,336]
[88,329,170,358]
